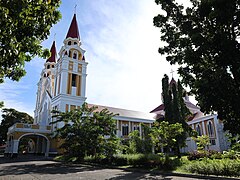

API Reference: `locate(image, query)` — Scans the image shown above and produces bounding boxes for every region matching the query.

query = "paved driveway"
[0,155,238,180]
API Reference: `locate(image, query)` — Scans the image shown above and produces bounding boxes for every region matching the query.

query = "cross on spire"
[74,4,77,14]
[170,69,174,78]
[53,33,56,41]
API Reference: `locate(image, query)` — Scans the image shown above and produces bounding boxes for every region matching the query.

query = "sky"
[0,0,194,120]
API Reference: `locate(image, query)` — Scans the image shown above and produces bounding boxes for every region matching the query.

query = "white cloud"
[84,0,178,112]
[0,80,35,122]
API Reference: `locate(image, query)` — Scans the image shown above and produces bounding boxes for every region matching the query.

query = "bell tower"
[52,13,88,115]
[34,41,57,124]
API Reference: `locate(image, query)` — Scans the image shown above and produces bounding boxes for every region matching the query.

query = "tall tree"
[0,0,61,83]
[52,103,119,161]
[0,108,34,145]
[161,74,191,156]
[162,74,173,123]
[154,0,240,135]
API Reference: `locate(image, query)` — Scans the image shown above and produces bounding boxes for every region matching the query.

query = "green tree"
[151,121,184,153]
[52,103,119,161]
[161,74,191,156]
[141,123,154,153]
[162,74,173,123]
[154,0,240,136]
[127,124,153,154]
[192,135,210,151]
[0,108,34,145]
[128,130,142,154]
[0,0,61,83]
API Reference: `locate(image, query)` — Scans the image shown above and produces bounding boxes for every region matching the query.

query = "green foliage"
[187,150,220,161]
[0,101,3,109]
[227,133,240,151]
[154,0,240,135]
[151,121,184,153]
[161,75,191,156]
[0,108,34,145]
[192,135,210,151]
[127,124,153,154]
[162,74,173,123]
[52,103,119,161]
[223,150,240,160]
[232,143,240,152]
[183,159,240,177]
[0,0,61,83]
[128,130,142,154]
[112,153,180,170]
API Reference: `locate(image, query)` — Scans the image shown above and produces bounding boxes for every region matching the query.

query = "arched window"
[68,50,72,58]
[207,121,214,137]
[73,52,77,59]
[47,65,50,69]
[68,41,71,45]
[196,124,202,136]
[52,65,54,68]
[74,42,77,45]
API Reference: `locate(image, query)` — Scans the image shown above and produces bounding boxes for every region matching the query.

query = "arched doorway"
[18,133,50,157]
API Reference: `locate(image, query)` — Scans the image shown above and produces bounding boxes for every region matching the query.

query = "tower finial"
[74,4,77,14]
[170,69,174,78]
[53,33,56,42]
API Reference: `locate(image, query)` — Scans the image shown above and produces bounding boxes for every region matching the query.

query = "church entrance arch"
[18,133,50,157]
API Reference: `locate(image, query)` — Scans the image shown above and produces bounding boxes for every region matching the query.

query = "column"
[128,121,131,134]
[12,140,19,157]
[202,121,206,135]
[4,140,10,156]
[116,120,120,137]
[139,124,142,138]
[45,140,50,157]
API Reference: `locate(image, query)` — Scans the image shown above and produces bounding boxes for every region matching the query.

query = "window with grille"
[72,74,77,87]
[122,125,129,136]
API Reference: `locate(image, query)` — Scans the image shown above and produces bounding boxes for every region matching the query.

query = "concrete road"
[0,156,238,180]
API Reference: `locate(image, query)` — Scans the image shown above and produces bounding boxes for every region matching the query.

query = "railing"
[8,123,52,134]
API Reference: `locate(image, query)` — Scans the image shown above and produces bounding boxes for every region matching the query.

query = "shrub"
[183,159,240,177]
[210,152,223,159]
[112,153,180,170]
[223,150,240,159]
[112,154,128,166]
[187,150,219,160]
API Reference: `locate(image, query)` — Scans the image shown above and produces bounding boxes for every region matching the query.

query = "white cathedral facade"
[4,14,229,157]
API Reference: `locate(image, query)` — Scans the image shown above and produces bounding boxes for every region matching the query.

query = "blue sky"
[0,0,193,119]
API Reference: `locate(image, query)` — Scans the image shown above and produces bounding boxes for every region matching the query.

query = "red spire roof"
[169,78,177,87]
[46,41,57,63]
[66,14,80,40]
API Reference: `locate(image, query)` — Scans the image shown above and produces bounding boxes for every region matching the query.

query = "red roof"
[46,41,57,63]
[66,14,80,40]
[150,104,164,113]
[169,78,177,87]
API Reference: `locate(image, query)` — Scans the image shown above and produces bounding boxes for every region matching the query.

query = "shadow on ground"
[108,170,240,180]
[0,155,239,180]
[0,154,53,164]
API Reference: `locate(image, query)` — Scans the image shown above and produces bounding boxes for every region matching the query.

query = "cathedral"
[4,14,229,157]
